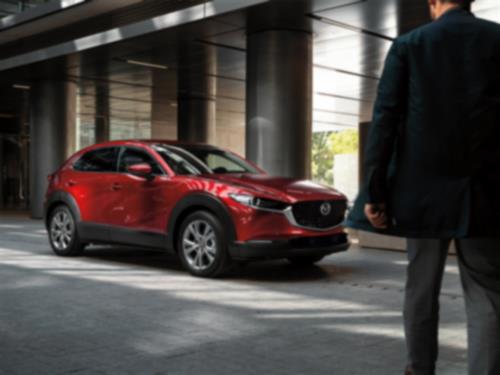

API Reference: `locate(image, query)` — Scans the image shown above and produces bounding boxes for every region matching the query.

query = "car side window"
[73,147,118,172]
[118,147,163,175]
[206,154,247,173]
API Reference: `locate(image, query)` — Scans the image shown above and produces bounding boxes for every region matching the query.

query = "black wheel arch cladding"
[167,192,237,251]
[44,191,81,229]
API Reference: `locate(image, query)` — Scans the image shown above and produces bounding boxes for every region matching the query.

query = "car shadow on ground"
[83,245,356,283]
[83,246,183,270]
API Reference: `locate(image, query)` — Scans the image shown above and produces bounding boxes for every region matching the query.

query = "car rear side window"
[118,147,163,175]
[73,147,118,172]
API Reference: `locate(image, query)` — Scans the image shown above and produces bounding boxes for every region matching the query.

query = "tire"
[177,210,232,278]
[287,255,325,266]
[48,205,85,256]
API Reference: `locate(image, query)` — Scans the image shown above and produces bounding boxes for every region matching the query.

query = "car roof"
[83,139,219,150]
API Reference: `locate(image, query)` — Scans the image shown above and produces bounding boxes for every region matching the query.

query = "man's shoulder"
[393,21,439,47]
[473,16,500,33]
[396,14,500,46]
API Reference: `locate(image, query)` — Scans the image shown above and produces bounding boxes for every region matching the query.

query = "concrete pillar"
[18,90,30,210]
[358,121,371,186]
[246,29,313,179]
[177,44,216,143]
[95,84,110,143]
[0,138,3,209]
[64,80,78,157]
[30,79,76,219]
[151,69,177,139]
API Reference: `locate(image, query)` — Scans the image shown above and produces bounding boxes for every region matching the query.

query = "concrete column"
[30,79,76,219]
[246,29,313,179]
[177,44,216,143]
[151,69,177,139]
[18,90,31,210]
[95,84,110,143]
[358,121,371,186]
[0,138,3,209]
[64,80,78,157]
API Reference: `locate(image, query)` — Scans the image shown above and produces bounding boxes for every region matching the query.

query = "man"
[345,0,500,374]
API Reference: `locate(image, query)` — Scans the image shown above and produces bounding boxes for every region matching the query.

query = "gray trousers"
[404,238,500,375]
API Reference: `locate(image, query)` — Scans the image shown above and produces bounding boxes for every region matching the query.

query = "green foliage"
[312,129,359,186]
[312,132,334,186]
[331,129,359,155]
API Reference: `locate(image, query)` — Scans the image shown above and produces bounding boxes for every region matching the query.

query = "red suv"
[44,140,349,277]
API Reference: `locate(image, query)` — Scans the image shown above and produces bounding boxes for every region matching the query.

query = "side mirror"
[127,163,153,179]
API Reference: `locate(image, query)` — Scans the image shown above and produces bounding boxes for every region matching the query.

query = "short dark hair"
[442,0,475,6]
[438,0,474,12]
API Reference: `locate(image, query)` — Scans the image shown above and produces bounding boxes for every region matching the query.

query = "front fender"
[166,192,237,250]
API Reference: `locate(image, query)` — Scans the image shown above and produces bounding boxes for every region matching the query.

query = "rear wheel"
[287,255,325,266]
[177,211,232,278]
[48,205,85,256]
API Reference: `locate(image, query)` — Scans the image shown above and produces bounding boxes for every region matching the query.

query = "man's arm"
[363,39,408,227]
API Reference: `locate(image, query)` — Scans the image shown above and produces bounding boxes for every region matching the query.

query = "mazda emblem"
[320,202,332,216]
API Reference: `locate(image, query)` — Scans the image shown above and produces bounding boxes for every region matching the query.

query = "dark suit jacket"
[345,8,500,238]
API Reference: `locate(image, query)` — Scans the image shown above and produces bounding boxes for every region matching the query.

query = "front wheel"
[48,205,85,256]
[287,255,325,266]
[177,211,232,278]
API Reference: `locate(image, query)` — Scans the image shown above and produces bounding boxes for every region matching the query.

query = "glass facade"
[109,119,151,142]
[76,84,152,149]
[75,114,96,150]
[76,116,151,150]
[0,0,51,18]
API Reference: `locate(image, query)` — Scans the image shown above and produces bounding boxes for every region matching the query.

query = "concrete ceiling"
[1,0,499,135]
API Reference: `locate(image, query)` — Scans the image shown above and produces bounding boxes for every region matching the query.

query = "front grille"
[291,200,347,229]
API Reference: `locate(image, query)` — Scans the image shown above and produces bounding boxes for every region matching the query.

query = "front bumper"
[229,232,350,260]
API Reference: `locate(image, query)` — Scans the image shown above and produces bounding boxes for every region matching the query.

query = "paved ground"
[0,213,468,375]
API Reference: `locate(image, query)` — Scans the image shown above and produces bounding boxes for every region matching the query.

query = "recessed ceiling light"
[125,59,168,70]
[13,84,30,90]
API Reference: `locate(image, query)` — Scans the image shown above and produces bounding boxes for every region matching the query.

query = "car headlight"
[229,193,289,212]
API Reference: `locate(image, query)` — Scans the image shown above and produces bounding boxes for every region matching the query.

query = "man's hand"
[364,203,388,229]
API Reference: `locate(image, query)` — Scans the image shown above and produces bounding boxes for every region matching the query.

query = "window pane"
[205,154,247,173]
[184,147,258,174]
[153,145,209,176]
[73,148,118,172]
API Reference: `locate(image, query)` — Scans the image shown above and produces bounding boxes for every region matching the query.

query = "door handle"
[66,180,76,187]
[111,183,122,191]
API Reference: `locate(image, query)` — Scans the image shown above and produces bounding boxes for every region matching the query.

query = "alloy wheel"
[181,219,217,271]
[50,210,74,251]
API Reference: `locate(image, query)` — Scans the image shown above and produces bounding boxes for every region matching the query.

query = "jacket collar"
[438,7,474,21]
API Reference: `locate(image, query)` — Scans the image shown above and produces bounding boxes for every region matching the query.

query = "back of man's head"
[442,0,475,10]
[428,0,474,20]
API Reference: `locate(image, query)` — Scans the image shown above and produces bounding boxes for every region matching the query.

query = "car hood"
[202,174,346,202]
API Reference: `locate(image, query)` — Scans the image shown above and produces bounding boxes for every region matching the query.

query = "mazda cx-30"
[44,140,350,277]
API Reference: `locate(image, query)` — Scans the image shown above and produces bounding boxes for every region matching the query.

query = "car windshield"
[153,144,259,176]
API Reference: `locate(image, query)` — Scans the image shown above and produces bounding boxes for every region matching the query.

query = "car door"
[109,146,170,234]
[70,147,119,223]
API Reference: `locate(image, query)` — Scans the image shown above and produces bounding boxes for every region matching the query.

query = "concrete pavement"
[0,213,467,375]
